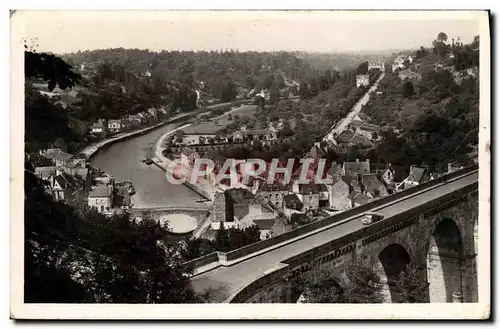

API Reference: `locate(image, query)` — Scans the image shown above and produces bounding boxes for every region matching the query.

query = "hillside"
[360,33,479,171]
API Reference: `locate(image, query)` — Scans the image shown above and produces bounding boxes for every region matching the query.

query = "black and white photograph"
[10,10,490,319]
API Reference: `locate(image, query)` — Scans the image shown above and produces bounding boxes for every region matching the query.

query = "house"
[307,144,327,159]
[256,182,289,209]
[350,120,381,140]
[88,185,114,213]
[108,119,123,133]
[381,164,408,186]
[328,175,354,212]
[268,217,293,238]
[368,62,386,72]
[361,174,389,198]
[91,119,106,134]
[127,114,143,124]
[180,148,200,168]
[231,130,247,143]
[221,188,256,223]
[283,194,304,219]
[147,108,158,119]
[326,162,343,181]
[203,150,227,177]
[237,198,279,240]
[318,184,330,208]
[63,167,91,191]
[342,159,371,177]
[266,127,278,141]
[35,166,57,181]
[397,165,431,190]
[41,148,73,167]
[48,172,77,202]
[349,191,371,208]
[158,107,168,116]
[356,74,370,88]
[291,182,319,212]
[320,139,338,154]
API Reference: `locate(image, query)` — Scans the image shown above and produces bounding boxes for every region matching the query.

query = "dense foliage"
[25,166,206,303]
[360,33,479,172]
[300,262,384,303]
[394,264,429,303]
[183,222,261,260]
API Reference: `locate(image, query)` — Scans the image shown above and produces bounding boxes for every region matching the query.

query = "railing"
[183,251,219,270]
[225,181,478,303]
[185,164,478,269]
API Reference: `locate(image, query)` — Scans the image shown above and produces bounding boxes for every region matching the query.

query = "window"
[100,205,104,212]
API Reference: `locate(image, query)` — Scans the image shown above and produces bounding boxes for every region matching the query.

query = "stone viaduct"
[187,165,479,304]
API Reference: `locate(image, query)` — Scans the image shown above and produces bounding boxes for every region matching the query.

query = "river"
[90,122,202,209]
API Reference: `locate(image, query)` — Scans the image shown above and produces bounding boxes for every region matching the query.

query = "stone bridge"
[188,165,479,304]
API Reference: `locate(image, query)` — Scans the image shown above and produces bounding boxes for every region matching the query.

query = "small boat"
[143,144,154,165]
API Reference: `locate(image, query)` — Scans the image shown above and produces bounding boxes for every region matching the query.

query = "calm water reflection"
[90,122,201,208]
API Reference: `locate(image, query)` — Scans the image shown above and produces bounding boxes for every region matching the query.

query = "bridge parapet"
[224,181,478,303]
[186,165,478,270]
[225,263,290,303]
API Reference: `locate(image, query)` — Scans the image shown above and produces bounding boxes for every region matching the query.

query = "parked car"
[361,212,384,225]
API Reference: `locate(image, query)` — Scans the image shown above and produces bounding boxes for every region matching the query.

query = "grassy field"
[182,105,257,134]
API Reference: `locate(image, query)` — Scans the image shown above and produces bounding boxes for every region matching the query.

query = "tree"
[342,262,384,303]
[214,221,231,252]
[25,51,82,91]
[301,266,344,303]
[394,264,429,303]
[437,32,448,43]
[402,81,415,99]
[309,78,319,97]
[356,61,369,75]
[299,81,310,100]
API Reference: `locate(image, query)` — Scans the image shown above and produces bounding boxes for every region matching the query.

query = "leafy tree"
[394,264,429,303]
[342,262,384,303]
[299,262,383,303]
[25,51,81,91]
[356,61,369,75]
[402,81,415,99]
[437,32,448,43]
[214,221,231,252]
[299,81,310,100]
[301,266,344,303]
[309,78,319,97]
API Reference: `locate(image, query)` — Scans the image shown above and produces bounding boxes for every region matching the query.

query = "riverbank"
[80,100,253,160]
[151,104,257,201]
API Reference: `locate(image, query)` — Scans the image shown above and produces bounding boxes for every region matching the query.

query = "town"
[20,11,483,314]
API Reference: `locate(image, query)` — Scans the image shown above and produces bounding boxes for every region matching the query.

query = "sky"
[13,10,483,54]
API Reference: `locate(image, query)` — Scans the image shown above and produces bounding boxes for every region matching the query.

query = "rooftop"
[89,185,113,198]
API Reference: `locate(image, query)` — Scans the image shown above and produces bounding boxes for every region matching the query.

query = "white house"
[108,119,123,133]
[356,74,370,88]
[88,185,114,213]
[291,182,319,212]
[91,119,106,134]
